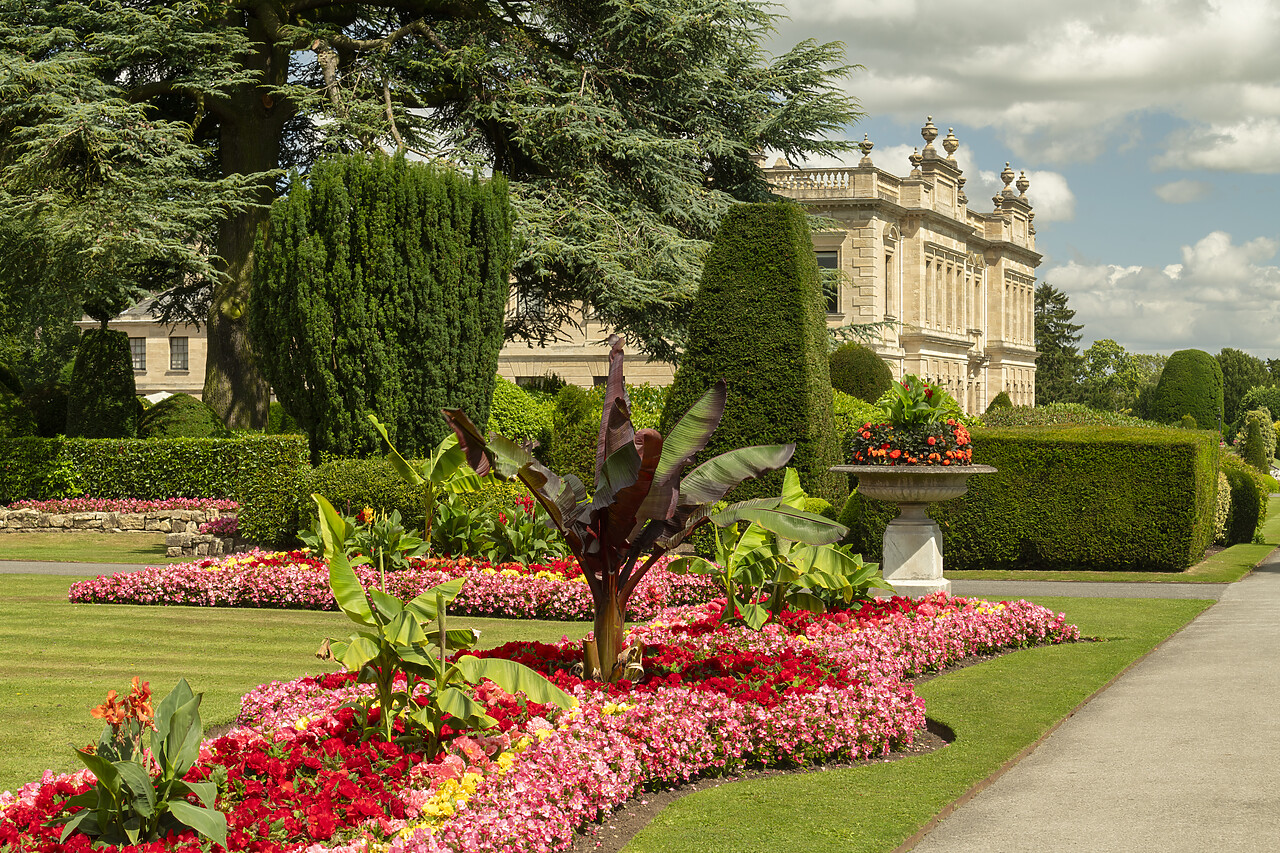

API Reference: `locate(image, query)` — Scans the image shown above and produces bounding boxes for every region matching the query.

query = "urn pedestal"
[831,465,996,597]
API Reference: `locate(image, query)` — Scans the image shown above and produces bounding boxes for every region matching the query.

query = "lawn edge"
[889,596,1221,853]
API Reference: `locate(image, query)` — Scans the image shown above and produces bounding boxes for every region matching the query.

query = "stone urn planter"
[831,465,996,597]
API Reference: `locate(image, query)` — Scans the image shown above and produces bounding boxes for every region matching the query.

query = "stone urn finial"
[1016,169,1031,196]
[1001,162,1015,194]
[858,133,874,166]
[909,147,923,175]
[942,127,959,161]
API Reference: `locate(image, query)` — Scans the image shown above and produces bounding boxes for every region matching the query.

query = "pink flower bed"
[5,497,239,514]
[67,551,722,621]
[0,593,1080,853]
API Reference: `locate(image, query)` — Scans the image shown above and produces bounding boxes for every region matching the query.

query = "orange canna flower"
[91,690,126,727]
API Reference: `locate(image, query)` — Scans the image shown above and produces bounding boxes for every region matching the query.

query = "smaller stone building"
[73,297,206,398]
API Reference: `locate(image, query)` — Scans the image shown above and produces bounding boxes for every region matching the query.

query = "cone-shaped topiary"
[139,393,231,439]
[985,390,1013,412]
[828,342,893,403]
[1148,349,1224,430]
[659,202,847,504]
[65,329,139,438]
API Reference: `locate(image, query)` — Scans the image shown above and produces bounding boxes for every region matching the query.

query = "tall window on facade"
[128,337,146,371]
[815,251,839,314]
[169,336,189,370]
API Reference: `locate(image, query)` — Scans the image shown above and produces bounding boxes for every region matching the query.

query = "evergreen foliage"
[1216,348,1272,426]
[1033,283,1084,404]
[5,1,861,427]
[828,342,892,403]
[138,394,230,439]
[1147,349,1224,430]
[488,376,554,447]
[249,153,511,463]
[986,391,1013,412]
[1235,386,1280,432]
[302,459,427,532]
[19,384,69,438]
[0,387,36,438]
[65,329,139,438]
[842,427,1219,571]
[660,202,847,504]
[0,361,23,396]
[266,402,303,436]
[544,385,601,490]
[1238,409,1276,472]
[1221,454,1268,545]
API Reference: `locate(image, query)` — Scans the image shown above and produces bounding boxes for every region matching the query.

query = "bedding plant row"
[0,592,1079,853]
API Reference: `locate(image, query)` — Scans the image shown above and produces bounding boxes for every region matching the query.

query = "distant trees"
[1217,348,1272,427]
[249,153,511,463]
[1034,283,1084,405]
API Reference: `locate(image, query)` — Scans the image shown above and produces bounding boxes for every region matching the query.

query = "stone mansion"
[90,118,1040,413]
[499,117,1041,411]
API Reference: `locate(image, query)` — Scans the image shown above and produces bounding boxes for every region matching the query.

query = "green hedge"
[0,436,308,504]
[1221,453,1268,545]
[489,376,554,445]
[839,426,1219,571]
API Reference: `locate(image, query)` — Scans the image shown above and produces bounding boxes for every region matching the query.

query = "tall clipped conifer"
[250,153,511,462]
[65,328,138,437]
[1148,349,1224,430]
[660,202,846,504]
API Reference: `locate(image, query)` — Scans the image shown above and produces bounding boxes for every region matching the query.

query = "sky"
[765,0,1280,359]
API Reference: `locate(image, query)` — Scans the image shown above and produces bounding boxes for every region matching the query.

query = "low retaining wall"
[0,508,243,558]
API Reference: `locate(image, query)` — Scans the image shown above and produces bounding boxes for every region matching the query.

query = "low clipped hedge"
[0,436,308,504]
[1220,453,1269,545]
[839,426,1220,572]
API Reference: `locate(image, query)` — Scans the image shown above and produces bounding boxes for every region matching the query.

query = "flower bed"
[4,498,239,514]
[68,551,722,622]
[0,594,1079,853]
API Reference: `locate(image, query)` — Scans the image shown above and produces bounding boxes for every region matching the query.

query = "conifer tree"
[660,202,847,504]
[3,0,861,428]
[249,153,510,462]
[1034,283,1084,405]
[65,329,139,438]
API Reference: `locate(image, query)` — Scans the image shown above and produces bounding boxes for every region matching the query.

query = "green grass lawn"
[623,595,1212,853]
[0,532,182,564]
[0,573,591,792]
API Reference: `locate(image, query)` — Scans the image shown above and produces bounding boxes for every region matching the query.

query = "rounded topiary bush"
[19,384,69,438]
[0,387,36,438]
[828,343,893,403]
[65,329,139,438]
[267,401,304,435]
[489,375,554,446]
[1147,349,1224,430]
[986,391,1013,412]
[139,393,231,439]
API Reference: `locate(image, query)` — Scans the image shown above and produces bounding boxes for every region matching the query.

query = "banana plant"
[314,495,574,753]
[56,680,227,849]
[670,469,890,628]
[441,335,849,682]
[369,414,485,550]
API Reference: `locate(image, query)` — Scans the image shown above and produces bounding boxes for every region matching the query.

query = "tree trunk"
[202,12,290,429]
[588,596,627,682]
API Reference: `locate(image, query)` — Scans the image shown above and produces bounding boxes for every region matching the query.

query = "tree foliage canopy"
[2,0,862,425]
[1216,347,1273,427]
[1033,283,1083,405]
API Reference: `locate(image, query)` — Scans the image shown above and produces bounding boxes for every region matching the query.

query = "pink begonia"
[5,497,238,513]
[218,593,1079,853]
[67,551,720,621]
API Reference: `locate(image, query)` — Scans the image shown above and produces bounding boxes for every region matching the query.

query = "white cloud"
[1024,170,1075,221]
[1045,231,1280,356]
[1154,180,1212,204]
[772,0,1280,171]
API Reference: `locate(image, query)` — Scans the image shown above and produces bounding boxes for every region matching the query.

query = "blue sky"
[765,0,1280,358]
